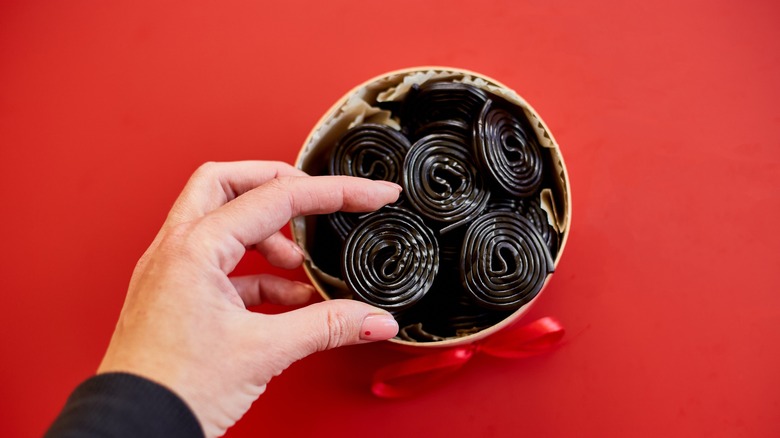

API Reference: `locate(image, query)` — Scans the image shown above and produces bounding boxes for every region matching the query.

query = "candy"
[402,82,487,137]
[329,123,410,183]
[311,79,562,341]
[474,99,543,197]
[342,207,439,313]
[460,212,554,310]
[402,133,490,233]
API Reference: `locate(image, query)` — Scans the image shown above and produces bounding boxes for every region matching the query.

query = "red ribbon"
[372,316,565,398]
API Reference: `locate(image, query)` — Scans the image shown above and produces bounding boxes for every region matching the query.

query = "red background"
[2,1,779,437]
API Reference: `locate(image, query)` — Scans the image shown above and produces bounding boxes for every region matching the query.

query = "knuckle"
[190,161,220,185]
[270,160,293,171]
[158,221,207,259]
[163,219,245,272]
[269,175,298,189]
[321,308,354,351]
[264,175,287,191]
[165,221,199,242]
[264,177,296,215]
[188,162,224,196]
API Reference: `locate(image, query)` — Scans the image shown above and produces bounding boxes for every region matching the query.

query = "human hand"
[97,161,402,437]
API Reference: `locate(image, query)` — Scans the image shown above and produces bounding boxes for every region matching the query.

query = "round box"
[291,66,571,350]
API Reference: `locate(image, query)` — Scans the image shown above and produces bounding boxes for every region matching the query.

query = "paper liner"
[292,66,571,349]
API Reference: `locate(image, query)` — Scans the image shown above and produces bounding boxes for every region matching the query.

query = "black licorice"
[402,82,487,137]
[318,80,559,341]
[327,123,411,243]
[460,212,554,310]
[474,99,544,197]
[341,207,439,314]
[402,133,490,233]
[329,123,411,182]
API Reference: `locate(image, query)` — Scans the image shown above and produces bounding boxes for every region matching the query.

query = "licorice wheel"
[329,123,410,183]
[412,119,471,143]
[460,211,554,310]
[402,133,490,233]
[342,207,439,313]
[474,99,544,197]
[403,82,487,136]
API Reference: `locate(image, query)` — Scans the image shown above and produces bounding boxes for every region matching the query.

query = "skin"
[97,161,401,437]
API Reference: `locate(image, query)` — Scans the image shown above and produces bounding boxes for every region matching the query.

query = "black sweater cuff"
[45,372,204,438]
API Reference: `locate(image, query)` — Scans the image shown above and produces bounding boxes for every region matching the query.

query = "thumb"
[269,299,399,361]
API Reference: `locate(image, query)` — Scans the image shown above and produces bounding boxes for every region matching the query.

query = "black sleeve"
[44,372,205,438]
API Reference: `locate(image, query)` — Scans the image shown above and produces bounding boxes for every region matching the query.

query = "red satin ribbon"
[372,316,565,398]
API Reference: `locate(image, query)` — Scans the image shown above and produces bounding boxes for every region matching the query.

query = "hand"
[97,161,402,437]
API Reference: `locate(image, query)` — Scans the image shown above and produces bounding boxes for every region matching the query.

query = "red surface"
[2,1,779,437]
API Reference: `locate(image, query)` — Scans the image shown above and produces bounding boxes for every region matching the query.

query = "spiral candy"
[329,123,411,183]
[413,119,471,143]
[342,207,439,313]
[312,78,564,342]
[402,133,490,233]
[474,99,543,197]
[460,212,554,310]
[403,82,487,136]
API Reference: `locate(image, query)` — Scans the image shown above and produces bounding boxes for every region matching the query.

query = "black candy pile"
[311,81,559,342]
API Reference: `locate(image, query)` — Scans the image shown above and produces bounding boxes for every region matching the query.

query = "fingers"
[230,274,315,307]
[166,161,308,227]
[266,300,399,361]
[250,231,305,270]
[201,175,401,249]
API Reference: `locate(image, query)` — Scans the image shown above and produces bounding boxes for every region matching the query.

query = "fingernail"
[294,281,316,293]
[360,314,399,341]
[290,241,306,258]
[373,180,403,192]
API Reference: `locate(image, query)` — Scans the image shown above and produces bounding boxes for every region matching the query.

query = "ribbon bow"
[372,316,565,398]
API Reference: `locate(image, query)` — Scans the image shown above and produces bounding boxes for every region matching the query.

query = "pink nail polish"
[360,314,399,341]
[373,180,403,192]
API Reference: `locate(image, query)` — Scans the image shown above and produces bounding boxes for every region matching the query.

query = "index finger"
[196,175,401,267]
[165,161,308,228]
